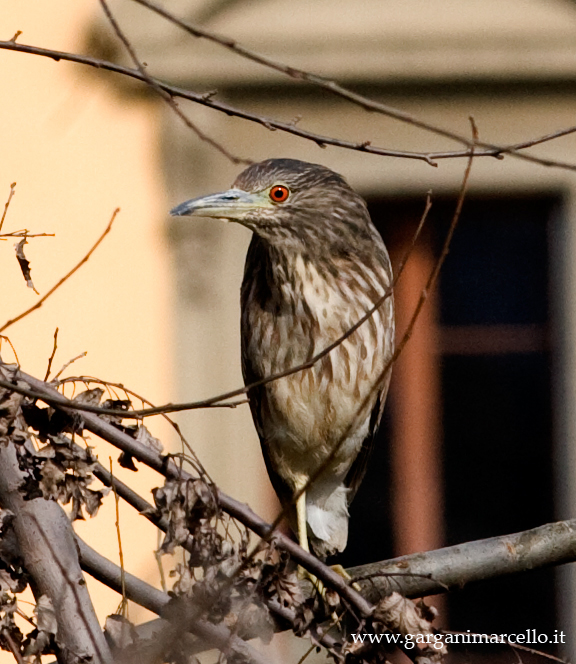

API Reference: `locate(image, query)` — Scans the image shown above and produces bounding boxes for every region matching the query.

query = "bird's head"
[170,158,375,253]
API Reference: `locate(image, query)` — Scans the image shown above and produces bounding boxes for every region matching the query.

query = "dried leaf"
[101,399,132,427]
[135,425,163,453]
[324,588,340,609]
[35,595,57,636]
[170,564,193,596]
[0,375,24,440]
[118,452,138,471]
[104,614,136,650]
[0,569,24,594]
[73,388,104,406]
[261,554,304,609]
[35,440,108,520]
[14,238,38,294]
[39,459,66,499]
[293,598,316,637]
[374,592,447,659]
[0,510,14,535]
[23,595,58,657]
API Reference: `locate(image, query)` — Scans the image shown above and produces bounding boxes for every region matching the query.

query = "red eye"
[269,185,290,203]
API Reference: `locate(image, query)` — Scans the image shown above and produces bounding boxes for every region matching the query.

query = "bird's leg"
[293,485,349,622]
[330,564,362,592]
[296,487,309,554]
[295,481,313,582]
[295,480,327,593]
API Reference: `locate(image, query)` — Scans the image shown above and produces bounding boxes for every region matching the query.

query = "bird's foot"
[298,565,359,624]
[329,563,362,592]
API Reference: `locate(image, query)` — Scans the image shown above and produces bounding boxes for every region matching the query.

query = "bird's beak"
[170,189,272,220]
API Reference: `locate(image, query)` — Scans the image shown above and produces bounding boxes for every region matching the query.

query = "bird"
[171,158,394,560]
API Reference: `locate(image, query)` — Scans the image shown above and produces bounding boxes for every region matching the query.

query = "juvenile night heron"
[171,158,394,559]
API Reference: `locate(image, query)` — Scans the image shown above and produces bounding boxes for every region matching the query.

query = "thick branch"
[77,538,273,664]
[76,537,168,615]
[348,519,576,602]
[0,427,112,663]
[9,366,576,639]
[93,444,576,613]
[4,366,373,618]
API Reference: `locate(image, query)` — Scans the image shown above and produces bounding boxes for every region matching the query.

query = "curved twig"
[2,39,576,170]
[0,209,119,334]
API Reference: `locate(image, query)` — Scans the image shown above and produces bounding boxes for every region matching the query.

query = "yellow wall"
[0,0,172,628]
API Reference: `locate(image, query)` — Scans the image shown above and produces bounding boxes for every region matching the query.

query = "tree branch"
[0,209,119,334]
[77,538,275,664]
[130,0,576,172]
[0,364,374,618]
[2,39,576,170]
[348,519,576,602]
[8,363,576,660]
[0,381,112,664]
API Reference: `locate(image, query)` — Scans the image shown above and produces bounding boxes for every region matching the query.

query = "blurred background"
[3,0,576,661]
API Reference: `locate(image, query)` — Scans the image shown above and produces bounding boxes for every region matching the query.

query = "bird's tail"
[306,485,349,558]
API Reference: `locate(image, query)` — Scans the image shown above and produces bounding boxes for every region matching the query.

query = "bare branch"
[0,208,119,334]
[3,39,576,170]
[77,538,274,664]
[109,460,128,617]
[98,0,249,165]
[5,365,576,657]
[131,0,576,171]
[0,183,16,234]
[76,537,169,616]
[0,385,112,664]
[52,353,88,381]
[44,328,59,382]
[0,231,54,239]
[0,365,374,618]
[349,519,576,602]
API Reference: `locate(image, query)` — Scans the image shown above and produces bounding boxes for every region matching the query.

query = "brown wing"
[242,352,298,514]
[343,378,390,503]
[240,236,296,509]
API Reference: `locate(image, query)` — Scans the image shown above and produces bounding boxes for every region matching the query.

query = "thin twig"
[0,231,55,239]
[52,352,88,381]
[131,0,576,171]
[296,644,316,664]
[109,458,128,619]
[43,327,58,382]
[3,39,576,170]
[0,336,20,366]
[3,366,375,618]
[0,208,119,334]
[98,0,249,165]
[0,183,16,234]
[56,375,210,478]
[2,630,24,664]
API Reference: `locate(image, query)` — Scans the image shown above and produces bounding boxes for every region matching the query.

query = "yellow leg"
[295,484,311,581]
[330,564,362,592]
[296,488,309,554]
[294,489,343,620]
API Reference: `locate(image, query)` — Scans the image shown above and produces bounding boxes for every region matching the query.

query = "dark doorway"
[337,193,559,648]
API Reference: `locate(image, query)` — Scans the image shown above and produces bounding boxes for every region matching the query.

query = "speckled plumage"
[236,160,394,558]
[171,158,395,559]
